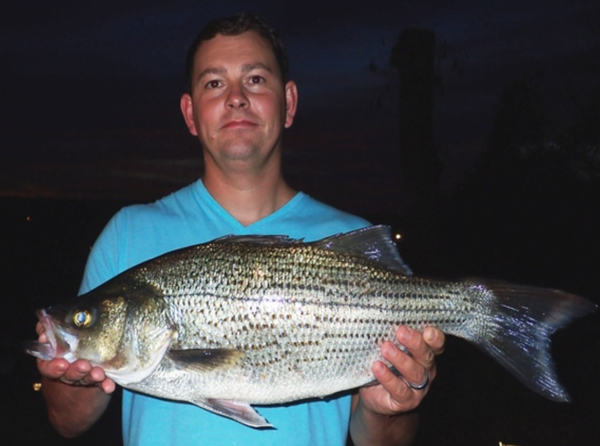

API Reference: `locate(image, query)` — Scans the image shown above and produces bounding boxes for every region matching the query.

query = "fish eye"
[72,309,93,328]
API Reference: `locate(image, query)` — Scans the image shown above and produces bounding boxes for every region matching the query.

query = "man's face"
[181,31,297,169]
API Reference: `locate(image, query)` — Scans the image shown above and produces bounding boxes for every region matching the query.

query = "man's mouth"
[221,119,257,129]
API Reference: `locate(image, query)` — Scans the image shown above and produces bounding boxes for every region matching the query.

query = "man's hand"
[350,326,445,446]
[360,326,445,415]
[35,322,114,438]
[36,322,116,393]
[38,358,116,393]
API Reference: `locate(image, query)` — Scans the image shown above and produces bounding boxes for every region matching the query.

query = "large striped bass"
[26,226,595,427]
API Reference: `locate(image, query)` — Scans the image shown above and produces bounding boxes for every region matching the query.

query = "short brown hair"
[185,11,289,92]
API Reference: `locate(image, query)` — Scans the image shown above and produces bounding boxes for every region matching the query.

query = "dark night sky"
[1,0,599,212]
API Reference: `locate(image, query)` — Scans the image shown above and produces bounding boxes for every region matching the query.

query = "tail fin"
[467,279,596,402]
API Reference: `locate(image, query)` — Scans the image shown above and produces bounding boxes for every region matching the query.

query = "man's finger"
[423,326,445,355]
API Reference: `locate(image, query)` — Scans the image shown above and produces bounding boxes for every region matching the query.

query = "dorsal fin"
[212,234,300,245]
[210,226,412,276]
[312,225,413,276]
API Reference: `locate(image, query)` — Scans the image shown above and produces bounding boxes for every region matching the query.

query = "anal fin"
[191,397,273,428]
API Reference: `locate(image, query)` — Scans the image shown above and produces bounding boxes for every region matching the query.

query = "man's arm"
[37,324,115,438]
[349,326,445,446]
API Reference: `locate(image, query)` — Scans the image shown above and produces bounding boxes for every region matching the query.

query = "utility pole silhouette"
[390,29,443,272]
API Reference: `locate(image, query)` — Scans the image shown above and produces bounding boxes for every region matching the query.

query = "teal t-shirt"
[80,179,370,446]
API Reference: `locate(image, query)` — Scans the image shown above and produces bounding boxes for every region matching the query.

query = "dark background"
[2,0,600,445]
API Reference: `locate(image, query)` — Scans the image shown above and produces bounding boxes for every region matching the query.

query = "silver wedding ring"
[406,369,429,390]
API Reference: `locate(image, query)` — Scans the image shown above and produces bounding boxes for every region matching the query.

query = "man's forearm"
[42,376,111,438]
[350,397,420,446]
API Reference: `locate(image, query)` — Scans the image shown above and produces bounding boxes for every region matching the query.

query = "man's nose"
[226,86,248,109]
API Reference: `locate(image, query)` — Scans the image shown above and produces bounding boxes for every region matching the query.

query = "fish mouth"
[24,309,76,362]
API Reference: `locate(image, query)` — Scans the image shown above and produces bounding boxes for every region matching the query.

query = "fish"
[25,225,596,428]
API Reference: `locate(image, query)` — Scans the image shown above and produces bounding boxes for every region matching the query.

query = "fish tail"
[465,279,596,402]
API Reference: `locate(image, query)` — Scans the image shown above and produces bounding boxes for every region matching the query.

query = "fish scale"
[26,225,596,428]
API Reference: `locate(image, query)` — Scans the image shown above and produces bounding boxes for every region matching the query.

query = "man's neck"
[202,168,296,227]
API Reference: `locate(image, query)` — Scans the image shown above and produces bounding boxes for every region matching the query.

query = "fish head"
[28,294,131,368]
[26,280,175,385]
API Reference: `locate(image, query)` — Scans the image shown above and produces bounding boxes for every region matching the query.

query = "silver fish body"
[26,226,596,427]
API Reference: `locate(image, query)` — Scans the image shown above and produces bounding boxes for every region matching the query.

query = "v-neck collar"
[191,179,305,233]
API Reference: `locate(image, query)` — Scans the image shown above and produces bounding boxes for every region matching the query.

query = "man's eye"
[206,80,221,89]
[248,75,264,85]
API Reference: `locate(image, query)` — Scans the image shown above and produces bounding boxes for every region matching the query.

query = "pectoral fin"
[190,397,272,428]
[166,348,244,372]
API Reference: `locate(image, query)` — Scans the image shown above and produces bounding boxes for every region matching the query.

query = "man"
[37,12,445,445]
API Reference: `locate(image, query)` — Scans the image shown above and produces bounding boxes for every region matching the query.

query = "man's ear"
[284,81,298,129]
[180,93,198,136]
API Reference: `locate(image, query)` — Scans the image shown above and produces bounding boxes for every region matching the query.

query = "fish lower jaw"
[24,341,55,361]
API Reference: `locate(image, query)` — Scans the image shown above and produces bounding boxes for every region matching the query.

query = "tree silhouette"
[442,74,600,295]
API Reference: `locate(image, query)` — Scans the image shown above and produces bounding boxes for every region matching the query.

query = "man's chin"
[212,141,270,162]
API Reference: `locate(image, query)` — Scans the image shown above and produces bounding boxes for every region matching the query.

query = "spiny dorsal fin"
[210,226,412,276]
[312,225,413,276]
